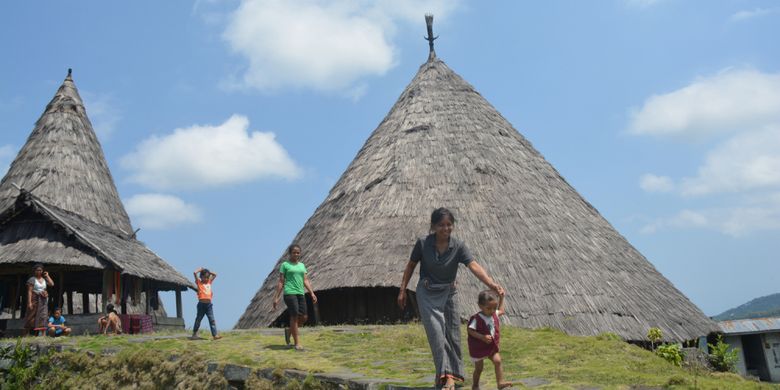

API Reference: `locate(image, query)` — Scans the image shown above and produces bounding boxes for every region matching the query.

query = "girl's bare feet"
[498,382,513,389]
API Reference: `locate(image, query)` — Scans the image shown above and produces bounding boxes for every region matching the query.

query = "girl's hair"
[53,307,62,313]
[106,303,116,314]
[32,263,44,272]
[430,207,456,227]
[199,268,211,278]
[478,290,498,306]
[287,244,301,255]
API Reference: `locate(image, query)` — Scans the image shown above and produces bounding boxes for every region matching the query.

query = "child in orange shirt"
[191,267,222,340]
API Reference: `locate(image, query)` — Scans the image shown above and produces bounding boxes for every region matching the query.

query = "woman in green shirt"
[273,244,318,350]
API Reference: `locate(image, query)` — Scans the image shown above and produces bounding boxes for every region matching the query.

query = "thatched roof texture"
[236,51,717,341]
[0,70,132,234]
[0,71,191,290]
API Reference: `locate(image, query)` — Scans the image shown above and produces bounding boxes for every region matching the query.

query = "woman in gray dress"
[398,208,505,389]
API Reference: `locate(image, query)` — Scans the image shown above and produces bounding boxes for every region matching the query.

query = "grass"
[14,324,780,389]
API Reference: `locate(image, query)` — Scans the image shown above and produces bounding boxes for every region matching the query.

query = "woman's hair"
[477,290,498,306]
[32,263,44,272]
[106,303,116,314]
[430,207,456,227]
[199,268,211,278]
[287,244,301,256]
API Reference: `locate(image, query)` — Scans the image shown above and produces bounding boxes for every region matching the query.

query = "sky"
[1,1,779,330]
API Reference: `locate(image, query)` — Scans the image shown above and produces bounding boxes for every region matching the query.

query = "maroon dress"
[467,312,500,360]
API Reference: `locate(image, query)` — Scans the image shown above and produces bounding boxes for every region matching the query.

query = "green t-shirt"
[280,261,307,295]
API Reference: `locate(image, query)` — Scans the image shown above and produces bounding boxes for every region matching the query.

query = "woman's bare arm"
[467,261,504,296]
[272,273,284,309]
[303,275,317,303]
[397,260,418,309]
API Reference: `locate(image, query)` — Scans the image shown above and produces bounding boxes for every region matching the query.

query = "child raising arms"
[467,290,511,390]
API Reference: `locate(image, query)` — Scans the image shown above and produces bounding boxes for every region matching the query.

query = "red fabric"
[119,314,154,334]
[467,313,500,359]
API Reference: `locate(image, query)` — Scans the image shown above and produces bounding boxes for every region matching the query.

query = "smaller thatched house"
[0,70,192,336]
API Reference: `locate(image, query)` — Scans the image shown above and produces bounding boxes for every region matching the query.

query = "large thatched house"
[236,18,718,342]
[0,70,192,336]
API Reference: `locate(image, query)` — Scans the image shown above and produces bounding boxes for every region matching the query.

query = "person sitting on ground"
[191,267,222,340]
[47,307,71,337]
[467,290,511,390]
[97,303,122,335]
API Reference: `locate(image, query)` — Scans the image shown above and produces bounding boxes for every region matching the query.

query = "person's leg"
[192,302,206,337]
[297,295,308,327]
[205,303,220,339]
[471,359,484,390]
[48,327,56,337]
[289,313,300,346]
[416,287,448,387]
[63,327,71,336]
[443,289,464,387]
[490,353,511,389]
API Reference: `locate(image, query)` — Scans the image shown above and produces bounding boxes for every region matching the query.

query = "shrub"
[0,339,51,389]
[655,343,684,366]
[647,327,662,349]
[708,335,739,372]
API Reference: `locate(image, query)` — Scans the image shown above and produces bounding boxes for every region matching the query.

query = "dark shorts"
[284,294,307,317]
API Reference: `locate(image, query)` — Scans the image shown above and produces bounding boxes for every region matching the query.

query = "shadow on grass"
[265,344,294,350]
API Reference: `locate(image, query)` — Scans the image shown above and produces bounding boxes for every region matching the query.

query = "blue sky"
[1,1,779,330]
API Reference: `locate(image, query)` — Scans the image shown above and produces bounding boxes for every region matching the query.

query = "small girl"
[98,303,122,335]
[467,290,511,390]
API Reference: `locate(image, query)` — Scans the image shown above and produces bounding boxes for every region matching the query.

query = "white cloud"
[221,0,459,95]
[0,144,14,176]
[121,114,300,190]
[730,8,779,22]
[641,194,780,237]
[639,173,674,193]
[681,127,780,196]
[628,69,780,138]
[82,92,121,138]
[125,194,202,230]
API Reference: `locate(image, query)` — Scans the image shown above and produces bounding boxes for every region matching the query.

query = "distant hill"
[714,292,780,321]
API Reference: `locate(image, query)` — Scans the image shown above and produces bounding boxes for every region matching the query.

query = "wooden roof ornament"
[0,70,191,290]
[236,16,717,341]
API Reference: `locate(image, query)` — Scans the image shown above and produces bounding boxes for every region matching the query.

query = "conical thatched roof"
[236,44,717,342]
[0,70,132,234]
[0,70,192,290]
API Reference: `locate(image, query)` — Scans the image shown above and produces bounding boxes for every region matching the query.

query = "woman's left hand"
[311,293,318,304]
[492,284,505,297]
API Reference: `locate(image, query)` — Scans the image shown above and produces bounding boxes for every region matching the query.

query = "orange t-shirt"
[196,279,213,301]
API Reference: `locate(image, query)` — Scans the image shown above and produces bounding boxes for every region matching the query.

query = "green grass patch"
[13,324,780,389]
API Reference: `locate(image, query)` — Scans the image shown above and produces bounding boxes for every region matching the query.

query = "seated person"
[47,307,71,337]
[97,303,122,335]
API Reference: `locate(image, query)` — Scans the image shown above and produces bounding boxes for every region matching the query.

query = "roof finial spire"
[424,14,438,61]
[66,68,72,80]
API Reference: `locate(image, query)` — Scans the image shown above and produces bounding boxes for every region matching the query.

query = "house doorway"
[742,334,770,381]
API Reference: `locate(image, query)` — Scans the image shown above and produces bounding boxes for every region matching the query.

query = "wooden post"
[120,275,127,315]
[102,269,112,313]
[57,272,64,309]
[11,275,20,319]
[175,289,183,319]
[82,291,90,314]
[66,291,74,315]
[144,281,150,315]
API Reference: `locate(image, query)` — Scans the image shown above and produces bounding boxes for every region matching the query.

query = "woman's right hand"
[28,303,33,311]
[397,290,407,309]
[272,299,278,310]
